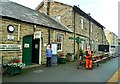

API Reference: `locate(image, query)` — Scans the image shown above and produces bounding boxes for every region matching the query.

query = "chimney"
[44,0,54,15]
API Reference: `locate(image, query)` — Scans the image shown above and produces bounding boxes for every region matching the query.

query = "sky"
[9,0,119,36]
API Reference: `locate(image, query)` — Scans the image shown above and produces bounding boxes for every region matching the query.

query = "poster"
[51,44,57,54]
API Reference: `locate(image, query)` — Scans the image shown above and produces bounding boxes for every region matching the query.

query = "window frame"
[90,22,93,32]
[56,34,63,52]
[81,18,84,29]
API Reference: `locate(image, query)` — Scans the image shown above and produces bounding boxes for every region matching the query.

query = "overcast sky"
[9,0,119,36]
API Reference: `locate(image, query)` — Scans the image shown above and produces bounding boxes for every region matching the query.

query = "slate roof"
[36,0,104,29]
[0,0,72,32]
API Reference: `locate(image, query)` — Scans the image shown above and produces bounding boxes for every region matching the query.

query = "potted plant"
[58,51,66,64]
[3,57,26,76]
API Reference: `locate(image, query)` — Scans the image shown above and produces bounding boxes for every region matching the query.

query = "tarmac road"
[2,56,119,83]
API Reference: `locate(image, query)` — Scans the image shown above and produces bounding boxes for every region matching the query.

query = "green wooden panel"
[22,35,32,66]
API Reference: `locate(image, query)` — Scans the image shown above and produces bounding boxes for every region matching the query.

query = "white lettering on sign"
[0,44,21,50]
[24,44,29,48]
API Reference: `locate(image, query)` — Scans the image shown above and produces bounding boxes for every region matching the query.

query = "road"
[2,56,119,83]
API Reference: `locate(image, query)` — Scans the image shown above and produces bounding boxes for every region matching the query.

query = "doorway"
[22,34,41,66]
[32,38,40,64]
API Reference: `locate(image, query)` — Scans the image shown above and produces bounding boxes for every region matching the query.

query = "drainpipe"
[102,28,104,45]
[73,7,76,57]
[47,0,50,44]
[88,13,91,47]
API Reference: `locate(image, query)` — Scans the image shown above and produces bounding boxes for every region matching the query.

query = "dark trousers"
[46,57,51,67]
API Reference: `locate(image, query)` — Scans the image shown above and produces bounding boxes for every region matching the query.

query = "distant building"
[104,29,118,46]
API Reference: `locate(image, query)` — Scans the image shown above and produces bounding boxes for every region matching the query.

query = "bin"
[59,56,66,64]
[66,53,74,62]
[51,54,58,65]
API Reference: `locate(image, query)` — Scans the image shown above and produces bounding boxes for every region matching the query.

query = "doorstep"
[23,64,41,69]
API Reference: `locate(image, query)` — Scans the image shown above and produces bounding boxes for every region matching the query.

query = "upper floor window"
[81,18,84,29]
[53,15,61,22]
[90,22,93,32]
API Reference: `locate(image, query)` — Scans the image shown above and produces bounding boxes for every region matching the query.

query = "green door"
[22,35,33,66]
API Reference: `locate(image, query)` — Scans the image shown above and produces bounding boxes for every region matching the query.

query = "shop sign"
[0,44,21,50]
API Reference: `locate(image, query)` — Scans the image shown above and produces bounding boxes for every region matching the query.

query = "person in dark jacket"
[46,44,52,67]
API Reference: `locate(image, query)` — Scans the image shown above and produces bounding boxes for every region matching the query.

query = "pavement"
[1,56,119,83]
[107,68,120,83]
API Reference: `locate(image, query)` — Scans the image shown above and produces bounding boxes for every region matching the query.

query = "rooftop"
[0,0,72,32]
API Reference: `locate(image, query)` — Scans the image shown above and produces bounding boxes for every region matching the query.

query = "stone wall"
[1,17,74,64]
[38,2,74,31]
[37,2,109,52]
[1,18,34,63]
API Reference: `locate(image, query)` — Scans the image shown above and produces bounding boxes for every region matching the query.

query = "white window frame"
[56,34,63,52]
[81,18,84,29]
[90,22,93,32]
[80,41,84,50]
[91,40,94,51]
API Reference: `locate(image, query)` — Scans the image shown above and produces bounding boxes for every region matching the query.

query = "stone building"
[104,29,118,46]
[36,1,109,53]
[0,0,74,65]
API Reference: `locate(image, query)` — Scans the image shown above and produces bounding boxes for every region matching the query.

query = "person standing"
[85,45,93,70]
[46,44,52,67]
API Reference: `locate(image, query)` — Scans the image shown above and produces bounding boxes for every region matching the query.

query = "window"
[91,40,94,51]
[81,18,84,29]
[86,39,88,50]
[53,15,61,22]
[90,22,93,32]
[56,34,63,51]
[80,41,84,50]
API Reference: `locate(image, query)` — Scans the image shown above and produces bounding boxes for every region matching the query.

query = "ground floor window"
[91,40,94,51]
[80,40,84,50]
[86,39,89,50]
[56,34,63,51]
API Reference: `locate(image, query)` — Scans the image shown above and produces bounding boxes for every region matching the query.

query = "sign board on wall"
[0,44,21,50]
[51,44,57,54]
[24,43,29,48]
[34,31,41,39]
[7,35,14,40]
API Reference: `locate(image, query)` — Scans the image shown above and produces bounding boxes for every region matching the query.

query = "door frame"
[34,31,42,64]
